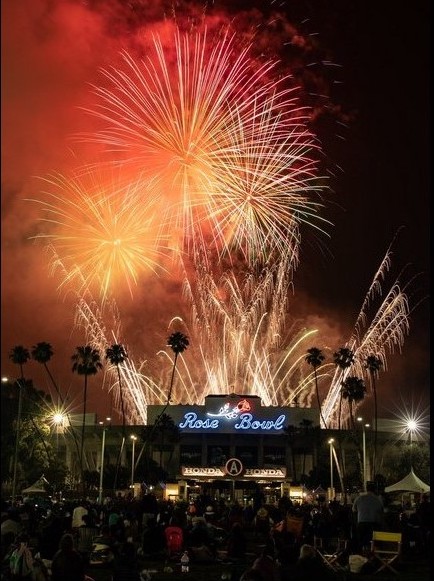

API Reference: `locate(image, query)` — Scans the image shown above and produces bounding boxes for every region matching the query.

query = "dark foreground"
[85,534,430,581]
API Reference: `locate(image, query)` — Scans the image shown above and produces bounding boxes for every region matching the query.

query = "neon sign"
[178,411,286,432]
[207,399,251,419]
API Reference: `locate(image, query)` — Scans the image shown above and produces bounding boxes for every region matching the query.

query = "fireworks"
[79,27,329,263]
[28,16,412,428]
[29,170,170,302]
[321,244,411,428]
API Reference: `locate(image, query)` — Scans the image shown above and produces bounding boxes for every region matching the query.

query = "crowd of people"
[0,487,430,580]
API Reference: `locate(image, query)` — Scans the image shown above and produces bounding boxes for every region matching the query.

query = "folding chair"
[314,536,348,572]
[285,515,304,542]
[370,531,402,575]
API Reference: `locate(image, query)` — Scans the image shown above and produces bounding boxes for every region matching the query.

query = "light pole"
[53,413,64,454]
[357,417,370,491]
[130,434,137,489]
[328,438,334,500]
[406,419,417,466]
[11,378,24,503]
[98,417,110,505]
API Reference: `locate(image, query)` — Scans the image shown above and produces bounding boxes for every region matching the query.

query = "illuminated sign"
[207,399,252,419]
[181,464,286,479]
[225,458,244,477]
[146,396,319,434]
[243,467,286,478]
[178,411,286,433]
[182,467,225,477]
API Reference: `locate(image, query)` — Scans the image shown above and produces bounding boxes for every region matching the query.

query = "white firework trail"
[321,243,411,428]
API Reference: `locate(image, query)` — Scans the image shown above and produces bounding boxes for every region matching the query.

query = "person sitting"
[112,541,142,581]
[251,545,281,581]
[239,568,267,581]
[292,543,338,580]
[76,513,99,565]
[226,522,247,560]
[141,517,166,558]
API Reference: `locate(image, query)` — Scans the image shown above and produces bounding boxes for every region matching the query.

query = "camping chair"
[314,536,348,572]
[370,531,402,575]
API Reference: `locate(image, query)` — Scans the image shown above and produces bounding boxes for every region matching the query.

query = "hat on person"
[205,505,214,515]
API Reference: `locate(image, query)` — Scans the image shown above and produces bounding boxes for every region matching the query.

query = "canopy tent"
[384,468,430,493]
[22,475,50,495]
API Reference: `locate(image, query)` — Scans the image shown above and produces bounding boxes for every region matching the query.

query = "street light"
[98,417,111,505]
[406,419,418,465]
[11,378,24,503]
[328,438,334,500]
[130,435,137,489]
[53,412,64,454]
[357,417,370,491]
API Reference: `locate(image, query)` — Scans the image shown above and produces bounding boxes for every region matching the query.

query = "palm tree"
[9,345,30,501]
[340,376,367,431]
[31,342,60,402]
[31,341,82,465]
[167,332,189,403]
[305,347,327,428]
[154,413,180,471]
[71,345,102,489]
[135,332,189,474]
[365,354,382,478]
[333,347,355,430]
[340,374,367,487]
[331,347,355,502]
[105,344,128,491]
[283,424,298,482]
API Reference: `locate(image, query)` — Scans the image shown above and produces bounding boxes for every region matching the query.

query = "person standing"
[8,533,34,580]
[352,482,384,552]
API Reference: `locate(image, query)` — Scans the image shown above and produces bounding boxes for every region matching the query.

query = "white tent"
[384,468,430,493]
[22,475,50,495]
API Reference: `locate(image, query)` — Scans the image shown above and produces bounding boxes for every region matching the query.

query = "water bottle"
[181,550,190,573]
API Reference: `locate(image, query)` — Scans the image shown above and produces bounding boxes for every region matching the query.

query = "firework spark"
[321,243,411,428]
[29,170,171,302]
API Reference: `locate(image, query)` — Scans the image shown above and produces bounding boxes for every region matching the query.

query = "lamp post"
[357,417,370,491]
[11,378,24,503]
[53,413,64,454]
[406,419,417,466]
[328,438,334,500]
[130,434,137,489]
[98,417,111,505]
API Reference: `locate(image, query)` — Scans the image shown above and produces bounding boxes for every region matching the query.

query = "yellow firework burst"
[29,170,171,301]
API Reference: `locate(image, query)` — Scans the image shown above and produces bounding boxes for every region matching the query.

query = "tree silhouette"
[167,332,189,403]
[365,354,382,478]
[9,345,30,500]
[341,375,367,431]
[31,341,81,463]
[333,347,355,430]
[305,347,327,428]
[105,343,128,491]
[135,332,189,475]
[71,345,102,492]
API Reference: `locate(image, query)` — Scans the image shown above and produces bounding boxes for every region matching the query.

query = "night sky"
[1,0,430,424]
